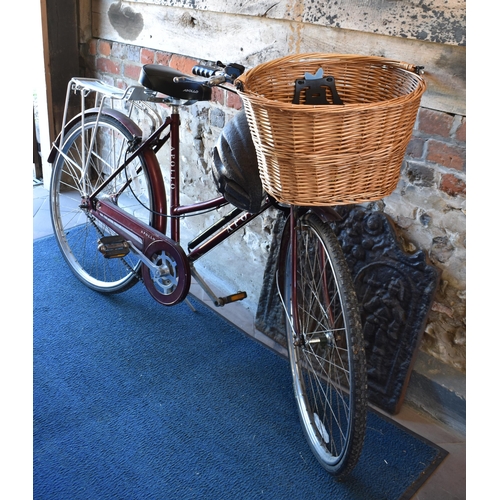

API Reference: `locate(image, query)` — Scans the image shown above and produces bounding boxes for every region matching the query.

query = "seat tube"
[170,105,181,241]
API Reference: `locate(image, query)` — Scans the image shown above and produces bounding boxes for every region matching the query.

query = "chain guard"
[142,239,191,306]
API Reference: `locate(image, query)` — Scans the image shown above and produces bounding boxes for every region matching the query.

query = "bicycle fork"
[279,205,343,347]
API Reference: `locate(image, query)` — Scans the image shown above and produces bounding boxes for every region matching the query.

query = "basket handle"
[392,61,425,75]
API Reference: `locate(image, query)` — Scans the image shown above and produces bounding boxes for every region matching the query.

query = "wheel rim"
[285,218,357,470]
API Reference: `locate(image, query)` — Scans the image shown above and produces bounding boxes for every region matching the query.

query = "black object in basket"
[292,68,344,105]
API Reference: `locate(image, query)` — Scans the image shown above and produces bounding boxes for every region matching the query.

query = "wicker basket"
[236,53,426,206]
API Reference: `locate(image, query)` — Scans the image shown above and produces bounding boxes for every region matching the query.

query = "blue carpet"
[34,235,447,500]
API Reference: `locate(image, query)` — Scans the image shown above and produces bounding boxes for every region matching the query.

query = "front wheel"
[283,212,367,478]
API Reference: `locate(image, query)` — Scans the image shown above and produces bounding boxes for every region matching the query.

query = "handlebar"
[193,61,245,80]
[173,61,245,87]
[192,65,218,78]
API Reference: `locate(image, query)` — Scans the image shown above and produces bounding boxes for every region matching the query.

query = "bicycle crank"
[141,239,191,306]
[88,197,191,306]
[189,265,247,307]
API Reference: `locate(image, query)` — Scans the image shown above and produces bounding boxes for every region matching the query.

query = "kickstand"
[184,297,197,312]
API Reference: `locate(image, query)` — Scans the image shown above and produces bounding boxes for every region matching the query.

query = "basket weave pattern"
[236,53,426,206]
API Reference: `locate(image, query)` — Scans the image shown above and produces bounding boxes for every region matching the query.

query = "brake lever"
[174,73,227,86]
[207,74,227,86]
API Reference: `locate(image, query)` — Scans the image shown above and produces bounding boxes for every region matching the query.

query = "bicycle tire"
[50,112,157,294]
[283,212,367,478]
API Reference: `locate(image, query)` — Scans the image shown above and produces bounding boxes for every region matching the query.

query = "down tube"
[187,200,275,262]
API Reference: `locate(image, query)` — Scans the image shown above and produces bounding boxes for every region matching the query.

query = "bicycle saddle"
[139,64,212,101]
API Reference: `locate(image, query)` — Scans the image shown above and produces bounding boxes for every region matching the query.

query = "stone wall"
[81,36,466,373]
[381,108,466,372]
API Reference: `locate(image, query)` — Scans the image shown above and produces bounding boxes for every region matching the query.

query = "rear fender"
[47,108,142,163]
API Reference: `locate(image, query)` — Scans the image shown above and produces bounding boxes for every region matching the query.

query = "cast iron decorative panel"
[332,206,440,413]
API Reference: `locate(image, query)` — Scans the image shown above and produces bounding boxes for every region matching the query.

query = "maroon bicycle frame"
[165,107,275,262]
[88,104,274,266]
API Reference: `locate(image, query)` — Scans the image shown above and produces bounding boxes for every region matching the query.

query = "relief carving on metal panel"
[332,206,440,413]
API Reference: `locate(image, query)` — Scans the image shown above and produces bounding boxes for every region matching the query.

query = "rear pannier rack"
[58,78,171,148]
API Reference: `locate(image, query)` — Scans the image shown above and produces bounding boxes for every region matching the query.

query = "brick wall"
[83,39,466,373]
[410,108,466,195]
[383,108,466,372]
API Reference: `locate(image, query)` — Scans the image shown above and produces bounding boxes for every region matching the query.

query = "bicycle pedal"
[218,291,247,306]
[98,236,130,259]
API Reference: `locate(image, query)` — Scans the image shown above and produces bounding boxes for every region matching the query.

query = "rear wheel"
[284,212,367,478]
[50,113,155,293]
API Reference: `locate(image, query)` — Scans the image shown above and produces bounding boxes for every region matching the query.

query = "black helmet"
[212,110,264,213]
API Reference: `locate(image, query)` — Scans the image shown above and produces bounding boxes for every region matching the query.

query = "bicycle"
[48,58,370,479]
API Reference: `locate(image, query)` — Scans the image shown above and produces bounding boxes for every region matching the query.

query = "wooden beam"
[92,1,465,114]
[79,0,93,43]
[42,0,81,140]
[115,0,466,46]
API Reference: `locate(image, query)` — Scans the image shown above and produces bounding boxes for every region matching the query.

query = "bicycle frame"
[61,93,274,307]
[89,102,273,259]
[52,77,338,308]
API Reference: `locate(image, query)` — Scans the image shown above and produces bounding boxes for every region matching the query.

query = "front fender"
[309,206,342,224]
[47,108,143,163]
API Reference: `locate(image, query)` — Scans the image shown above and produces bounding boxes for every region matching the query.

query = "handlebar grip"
[192,65,218,78]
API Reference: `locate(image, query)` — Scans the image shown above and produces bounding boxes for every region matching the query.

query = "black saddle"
[139,64,212,101]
